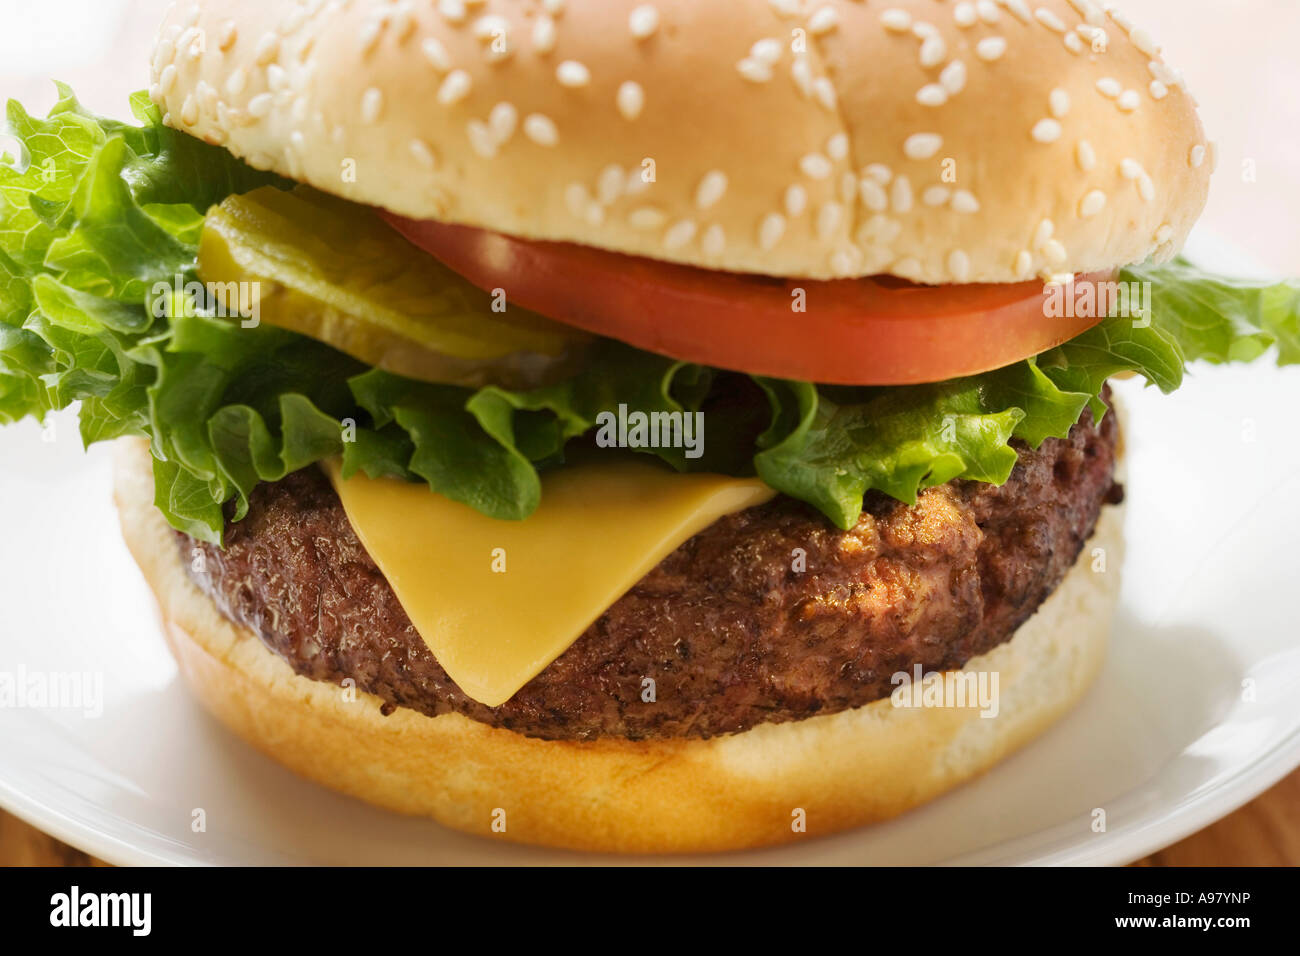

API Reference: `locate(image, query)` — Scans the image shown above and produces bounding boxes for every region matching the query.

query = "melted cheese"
[325,458,775,707]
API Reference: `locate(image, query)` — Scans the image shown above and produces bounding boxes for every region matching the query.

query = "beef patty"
[178,398,1121,741]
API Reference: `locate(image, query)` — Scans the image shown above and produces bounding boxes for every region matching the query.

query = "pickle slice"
[197,186,591,389]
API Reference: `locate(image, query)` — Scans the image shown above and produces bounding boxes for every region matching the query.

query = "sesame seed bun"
[114,433,1124,854]
[151,0,1211,283]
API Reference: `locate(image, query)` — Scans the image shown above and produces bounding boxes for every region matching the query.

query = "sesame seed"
[421,37,451,71]
[409,138,437,168]
[267,64,287,91]
[556,60,590,87]
[626,169,651,196]
[785,184,808,217]
[565,183,589,218]
[800,152,832,179]
[1005,0,1033,23]
[1148,60,1178,85]
[917,84,948,107]
[1050,88,1071,117]
[940,60,967,94]
[359,19,382,54]
[955,2,976,27]
[1031,119,1061,143]
[920,36,947,68]
[1033,218,1054,248]
[890,175,913,213]
[1043,239,1067,265]
[830,249,859,277]
[880,9,912,32]
[1063,31,1086,55]
[1117,90,1140,111]
[218,20,237,51]
[922,185,950,206]
[438,70,472,105]
[1129,27,1157,56]
[584,201,605,227]
[758,213,786,250]
[1137,174,1155,201]
[180,95,198,126]
[1149,80,1169,100]
[976,37,1007,61]
[629,4,659,39]
[695,170,728,209]
[597,165,625,204]
[948,250,971,281]
[616,81,644,120]
[391,8,415,41]
[860,214,902,245]
[160,64,178,94]
[865,163,892,184]
[254,32,280,65]
[1078,190,1107,218]
[912,21,938,39]
[523,113,559,146]
[1119,158,1143,180]
[629,207,666,230]
[787,57,813,98]
[951,189,979,213]
[489,102,518,142]
[532,15,557,53]
[439,0,467,24]
[1035,8,1066,32]
[360,87,384,125]
[1190,144,1206,168]
[827,133,850,161]
[769,0,800,17]
[751,38,782,64]
[809,6,839,35]
[817,201,843,239]
[903,133,942,159]
[152,38,174,73]
[737,58,773,82]
[813,77,837,111]
[861,179,889,211]
[247,93,273,118]
[1076,139,1096,171]
[542,0,565,14]
[184,4,199,27]
[1096,77,1121,98]
[977,0,1000,23]
[1015,250,1034,277]
[702,225,726,257]
[1155,224,1173,244]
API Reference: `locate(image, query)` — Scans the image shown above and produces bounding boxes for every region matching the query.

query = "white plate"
[1,234,1297,866]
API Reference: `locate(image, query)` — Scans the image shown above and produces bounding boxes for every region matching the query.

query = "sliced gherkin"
[197,185,591,388]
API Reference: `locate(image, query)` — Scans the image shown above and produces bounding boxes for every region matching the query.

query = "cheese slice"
[324,458,775,707]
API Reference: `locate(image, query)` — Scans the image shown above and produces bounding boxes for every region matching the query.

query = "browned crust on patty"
[179,398,1120,741]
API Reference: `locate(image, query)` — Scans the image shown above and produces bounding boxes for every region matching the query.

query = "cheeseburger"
[2,0,1297,854]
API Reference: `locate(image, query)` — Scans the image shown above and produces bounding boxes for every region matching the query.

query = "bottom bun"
[113,437,1124,854]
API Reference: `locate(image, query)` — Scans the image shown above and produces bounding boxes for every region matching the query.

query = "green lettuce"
[3,87,1298,543]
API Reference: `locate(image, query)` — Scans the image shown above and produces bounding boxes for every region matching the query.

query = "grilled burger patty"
[177,395,1121,741]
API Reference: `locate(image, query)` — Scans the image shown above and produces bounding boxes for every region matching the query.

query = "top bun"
[150,0,1211,283]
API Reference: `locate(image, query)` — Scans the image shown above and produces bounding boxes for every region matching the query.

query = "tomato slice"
[381,213,1110,386]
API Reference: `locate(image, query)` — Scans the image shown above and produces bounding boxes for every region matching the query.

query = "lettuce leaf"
[3,87,1298,542]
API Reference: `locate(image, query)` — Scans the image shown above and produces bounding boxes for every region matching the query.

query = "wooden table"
[1,1,1297,867]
